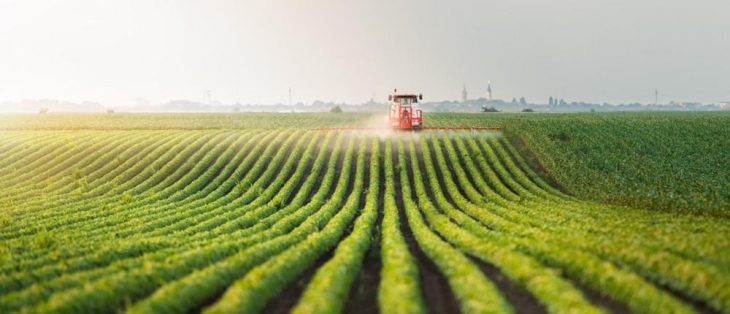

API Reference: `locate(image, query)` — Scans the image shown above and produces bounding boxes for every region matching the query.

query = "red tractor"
[388,90,423,130]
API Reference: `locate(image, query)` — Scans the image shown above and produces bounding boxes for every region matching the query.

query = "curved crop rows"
[0,126,727,314]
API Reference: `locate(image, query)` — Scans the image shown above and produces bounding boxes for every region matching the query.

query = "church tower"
[486,81,492,101]
[461,84,468,103]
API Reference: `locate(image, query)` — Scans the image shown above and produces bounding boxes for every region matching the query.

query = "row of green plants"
[0,130,247,255]
[0,131,273,273]
[396,138,513,314]
[0,131,314,294]
[3,134,357,313]
[193,141,366,313]
[410,136,602,313]
[377,138,426,314]
[1,131,223,237]
[0,132,318,297]
[421,133,701,313]
[1,125,727,313]
[427,112,730,213]
[0,113,376,130]
[291,138,380,314]
[450,131,727,312]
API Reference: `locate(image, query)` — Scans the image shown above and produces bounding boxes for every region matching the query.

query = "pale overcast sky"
[1,0,728,106]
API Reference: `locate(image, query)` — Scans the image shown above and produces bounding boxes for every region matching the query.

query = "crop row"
[0,128,726,313]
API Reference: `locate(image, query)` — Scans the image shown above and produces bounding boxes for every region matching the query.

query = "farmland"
[0,113,728,313]
[428,112,730,215]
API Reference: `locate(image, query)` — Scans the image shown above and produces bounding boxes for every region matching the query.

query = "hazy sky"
[1,0,728,106]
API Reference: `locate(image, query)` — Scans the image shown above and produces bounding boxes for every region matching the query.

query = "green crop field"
[429,112,730,215]
[0,113,728,314]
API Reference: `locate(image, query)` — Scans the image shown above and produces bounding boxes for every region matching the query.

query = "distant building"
[486,81,492,101]
[718,101,730,109]
[461,84,468,103]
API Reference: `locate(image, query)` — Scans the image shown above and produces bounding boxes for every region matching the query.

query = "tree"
[522,108,534,112]
[519,97,527,105]
[481,106,500,113]
[330,105,343,113]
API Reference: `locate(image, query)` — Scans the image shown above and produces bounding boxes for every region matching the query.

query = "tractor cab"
[388,91,423,130]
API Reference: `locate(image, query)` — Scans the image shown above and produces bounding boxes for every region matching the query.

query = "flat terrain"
[429,112,730,215]
[0,113,727,314]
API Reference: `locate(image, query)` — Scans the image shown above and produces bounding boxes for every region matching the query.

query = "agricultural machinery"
[388,91,423,130]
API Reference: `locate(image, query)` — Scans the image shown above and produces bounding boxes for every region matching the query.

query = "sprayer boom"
[311,126,501,132]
